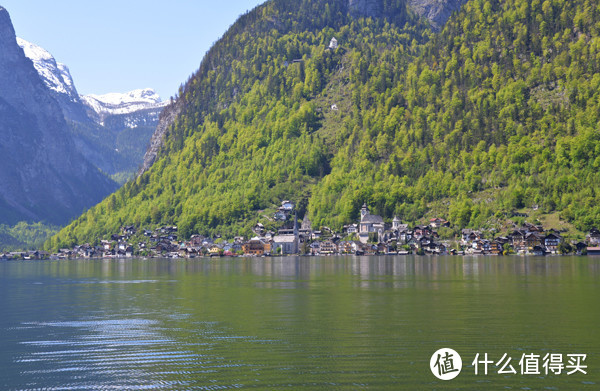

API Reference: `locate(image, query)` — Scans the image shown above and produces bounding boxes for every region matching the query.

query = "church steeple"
[294,211,298,236]
[361,203,369,220]
[393,216,401,230]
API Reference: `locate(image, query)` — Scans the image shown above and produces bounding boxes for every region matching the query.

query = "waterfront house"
[406,237,420,252]
[587,247,600,256]
[101,240,113,251]
[309,241,321,255]
[587,228,600,245]
[243,238,271,256]
[544,233,562,254]
[526,232,543,250]
[490,241,503,255]
[339,241,361,254]
[209,245,222,257]
[319,240,337,255]
[510,230,528,253]
[232,243,243,254]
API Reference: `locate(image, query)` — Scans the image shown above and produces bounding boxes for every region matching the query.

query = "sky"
[1,0,265,100]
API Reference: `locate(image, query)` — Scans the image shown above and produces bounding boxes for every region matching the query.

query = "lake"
[0,256,598,389]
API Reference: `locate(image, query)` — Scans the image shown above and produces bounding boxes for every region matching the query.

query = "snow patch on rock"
[17,37,79,100]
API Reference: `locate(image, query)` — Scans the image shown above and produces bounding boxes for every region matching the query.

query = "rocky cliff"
[0,7,117,225]
[16,37,91,123]
[349,0,468,29]
[348,0,381,18]
[137,98,182,175]
[408,0,468,30]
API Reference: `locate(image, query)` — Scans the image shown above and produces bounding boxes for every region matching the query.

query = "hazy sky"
[2,0,265,100]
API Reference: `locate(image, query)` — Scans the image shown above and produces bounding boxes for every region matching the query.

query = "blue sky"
[2,0,265,99]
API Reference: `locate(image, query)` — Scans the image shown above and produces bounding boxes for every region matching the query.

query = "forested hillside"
[310,0,600,230]
[49,0,600,248]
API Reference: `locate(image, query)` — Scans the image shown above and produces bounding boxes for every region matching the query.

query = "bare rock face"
[348,0,382,18]
[0,6,117,225]
[348,0,466,28]
[138,99,183,176]
[408,0,468,30]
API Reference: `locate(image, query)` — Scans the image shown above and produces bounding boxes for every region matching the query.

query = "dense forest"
[48,0,600,249]
[0,222,58,251]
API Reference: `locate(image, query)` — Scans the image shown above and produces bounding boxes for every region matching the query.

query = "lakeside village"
[3,201,600,260]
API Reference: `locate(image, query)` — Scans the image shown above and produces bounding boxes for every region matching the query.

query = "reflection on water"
[0,256,598,389]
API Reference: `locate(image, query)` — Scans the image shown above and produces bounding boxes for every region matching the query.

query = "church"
[358,203,385,244]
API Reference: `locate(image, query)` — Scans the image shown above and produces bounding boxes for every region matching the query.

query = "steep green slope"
[48,0,428,248]
[49,0,600,248]
[309,0,600,231]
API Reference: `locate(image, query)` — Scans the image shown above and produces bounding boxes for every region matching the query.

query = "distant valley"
[0,5,165,249]
[17,37,167,183]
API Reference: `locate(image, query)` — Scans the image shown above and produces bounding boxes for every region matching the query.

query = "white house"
[329,37,338,49]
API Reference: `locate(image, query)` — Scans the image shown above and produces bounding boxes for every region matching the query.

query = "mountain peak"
[16,37,79,100]
[82,88,167,119]
[84,88,162,106]
[0,5,117,225]
[0,6,14,35]
[0,6,22,64]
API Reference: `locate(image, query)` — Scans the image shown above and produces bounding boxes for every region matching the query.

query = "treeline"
[0,222,58,251]
[48,0,600,249]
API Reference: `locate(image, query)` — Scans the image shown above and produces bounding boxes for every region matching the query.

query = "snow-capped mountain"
[0,8,117,225]
[82,88,168,127]
[17,37,166,129]
[16,36,166,182]
[83,88,164,114]
[16,37,79,101]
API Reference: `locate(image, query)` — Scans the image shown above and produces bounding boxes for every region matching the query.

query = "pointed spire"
[294,211,298,236]
[361,202,369,219]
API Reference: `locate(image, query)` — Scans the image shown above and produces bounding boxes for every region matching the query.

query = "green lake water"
[0,256,598,390]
